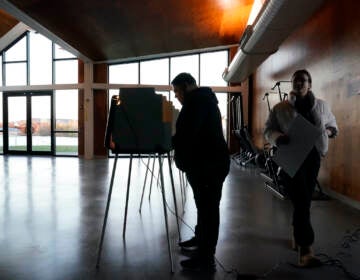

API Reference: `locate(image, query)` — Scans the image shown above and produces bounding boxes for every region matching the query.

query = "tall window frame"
[0,31,79,156]
[108,49,230,157]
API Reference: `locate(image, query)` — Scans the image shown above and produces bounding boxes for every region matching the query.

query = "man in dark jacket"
[171,73,230,272]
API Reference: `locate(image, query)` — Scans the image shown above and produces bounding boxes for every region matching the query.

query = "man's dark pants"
[186,165,229,258]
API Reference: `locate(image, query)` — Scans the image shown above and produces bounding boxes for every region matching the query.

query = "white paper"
[273,115,321,177]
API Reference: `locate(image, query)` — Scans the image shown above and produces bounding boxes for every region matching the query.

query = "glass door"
[7,95,27,152]
[31,95,52,152]
[3,91,54,155]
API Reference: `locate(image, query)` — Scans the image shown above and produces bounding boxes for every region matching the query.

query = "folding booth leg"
[157,153,174,273]
[96,154,119,268]
[148,155,156,201]
[178,170,185,209]
[123,154,133,239]
[167,152,181,241]
[139,154,151,213]
[156,157,163,190]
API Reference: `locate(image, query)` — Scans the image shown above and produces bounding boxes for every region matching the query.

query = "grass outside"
[1,145,78,154]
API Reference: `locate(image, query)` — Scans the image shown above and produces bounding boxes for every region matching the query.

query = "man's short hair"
[171,73,196,87]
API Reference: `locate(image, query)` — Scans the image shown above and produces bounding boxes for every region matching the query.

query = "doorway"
[3,91,54,155]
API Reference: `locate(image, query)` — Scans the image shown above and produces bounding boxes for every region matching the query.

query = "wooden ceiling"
[1,0,253,62]
[0,9,18,37]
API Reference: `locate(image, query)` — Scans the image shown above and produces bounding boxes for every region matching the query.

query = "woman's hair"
[292,69,312,84]
[171,72,196,87]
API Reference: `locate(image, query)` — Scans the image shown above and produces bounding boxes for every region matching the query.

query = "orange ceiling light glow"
[218,0,254,37]
[218,0,235,9]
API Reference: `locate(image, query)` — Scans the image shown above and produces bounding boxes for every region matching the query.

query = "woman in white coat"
[264,69,338,267]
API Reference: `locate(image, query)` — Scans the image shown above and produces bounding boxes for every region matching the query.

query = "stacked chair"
[230,93,258,166]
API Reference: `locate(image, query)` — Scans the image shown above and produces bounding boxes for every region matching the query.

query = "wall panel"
[251,0,360,201]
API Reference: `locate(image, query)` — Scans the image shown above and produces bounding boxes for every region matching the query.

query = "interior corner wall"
[251,0,360,202]
[93,63,108,157]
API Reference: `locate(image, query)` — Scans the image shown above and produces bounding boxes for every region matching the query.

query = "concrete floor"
[0,155,359,280]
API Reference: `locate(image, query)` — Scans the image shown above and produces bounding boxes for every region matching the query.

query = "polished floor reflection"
[0,156,359,280]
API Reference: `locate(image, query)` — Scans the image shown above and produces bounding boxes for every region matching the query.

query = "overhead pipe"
[223,0,325,83]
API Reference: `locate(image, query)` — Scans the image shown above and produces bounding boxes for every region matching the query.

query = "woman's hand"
[276,134,290,146]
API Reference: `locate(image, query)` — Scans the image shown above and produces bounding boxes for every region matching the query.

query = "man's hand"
[276,134,290,146]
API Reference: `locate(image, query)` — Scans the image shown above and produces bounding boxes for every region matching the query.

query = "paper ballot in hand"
[273,115,322,178]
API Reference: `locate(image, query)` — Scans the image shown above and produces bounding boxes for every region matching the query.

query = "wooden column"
[93,63,108,157]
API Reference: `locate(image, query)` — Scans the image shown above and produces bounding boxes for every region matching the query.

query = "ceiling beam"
[96,44,239,65]
[0,21,28,51]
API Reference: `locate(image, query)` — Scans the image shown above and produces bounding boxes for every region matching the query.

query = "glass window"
[108,89,118,100]
[54,43,76,59]
[156,91,169,100]
[0,55,2,86]
[31,95,51,152]
[109,62,139,84]
[55,90,78,156]
[140,58,169,85]
[54,60,78,84]
[5,63,27,86]
[4,36,27,61]
[170,91,182,110]
[55,90,78,131]
[200,51,228,87]
[30,32,52,85]
[170,54,199,84]
[8,96,27,151]
[55,132,78,156]
[0,132,3,154]
[0,92,2,131]
[108,89,119,115]
[1,32,80,156]
[107,49,230,148]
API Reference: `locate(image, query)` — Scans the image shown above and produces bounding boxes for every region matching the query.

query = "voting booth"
[97,88,180,272]
[104,87,178,153]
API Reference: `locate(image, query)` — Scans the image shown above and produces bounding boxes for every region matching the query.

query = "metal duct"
[223,0,325,83]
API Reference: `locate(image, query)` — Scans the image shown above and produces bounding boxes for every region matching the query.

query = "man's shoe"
[178,237,198,251]
[180,257,216,272]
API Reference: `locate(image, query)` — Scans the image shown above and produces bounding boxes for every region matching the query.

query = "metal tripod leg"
[178,170,185,209]
[157,153,174,273]
[167,152,181,241]
[123,154,133,238]
[96,154,119,268]
[148,155,156,201]
[181,172,188,205]
[139,154,151,213]
[156,157,163,190]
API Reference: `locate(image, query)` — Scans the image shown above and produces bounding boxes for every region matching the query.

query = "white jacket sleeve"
[323,101,338,133]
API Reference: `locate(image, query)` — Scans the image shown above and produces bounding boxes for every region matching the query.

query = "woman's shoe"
[291,237,298,251]
[298,247,322,268]
[290,227,298,251]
